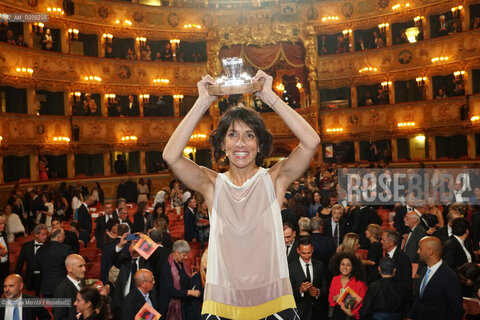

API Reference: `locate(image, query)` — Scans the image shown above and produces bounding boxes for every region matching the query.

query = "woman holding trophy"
[163,64,320,319]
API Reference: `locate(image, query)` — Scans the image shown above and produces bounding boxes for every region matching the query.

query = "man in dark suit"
[323,204,347,249]
[118,207,133,233]
[381,229,412,283]
[289,237,328,320]
[35,228,73,297]
[434,209,462,244]
[115,198,127,217]
[101,224,129,284]
[77,195,92,244]
[29,190,44,234]
[403,211,427,263]
[0,274,51,320]
[184,197,199,242]
[52,254,86,320]
[309,217,335,268]
[121,269,159,320]
[148,229,171,294]
[14,224,49,295]
[408,236,463,320]
[124,95,140,117]
[442,217,473,270]
[284,222,299,264]
[94,202,118,250]
[394,193,416,235]
[51,218,79,253]
[111,233,152,317]
[352,204,382,249]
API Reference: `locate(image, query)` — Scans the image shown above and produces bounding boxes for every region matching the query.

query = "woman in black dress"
[364,224,383,283]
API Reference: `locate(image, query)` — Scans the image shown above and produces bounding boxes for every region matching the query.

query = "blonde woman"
[337,232,361,255]
[364,224,383,283]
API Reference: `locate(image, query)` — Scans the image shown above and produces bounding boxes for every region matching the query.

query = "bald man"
[408,236,463,320]
[53,254,86,320]
[0,274,51,320]
[121,269,159,320]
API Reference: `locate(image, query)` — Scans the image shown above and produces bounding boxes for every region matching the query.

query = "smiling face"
[223,121,259,170]
[339,258,353,277]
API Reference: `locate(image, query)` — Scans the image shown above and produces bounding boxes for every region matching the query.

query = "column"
[350,85,357,108]
[103,152,111,176]
[422,16,430,40]
[100,93,107,117]
[354,140,360,162]
[388,82,395,104]
[60,27,68,54]
[461,9,469,33]
[29,154,39,181]
[140,151,146,174]
[467,133,476,159]
[134,39,141,62]
[349,31,355,52]
[64,90,72,116]
[98,32,105,58]
[390,137,398,161]
[428,135,436,160]
[385,27,392,47]
[0,157,3,184]
[24,23,33,48]
[139,99,144,117]
[462,71,470,95]
[66,153,75,178]
[425,77,433,100]
[26,88,36,114]
[174,98,180,117]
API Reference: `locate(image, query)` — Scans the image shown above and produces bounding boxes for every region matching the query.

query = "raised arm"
[252,71,320,195]
[162,76,218,202]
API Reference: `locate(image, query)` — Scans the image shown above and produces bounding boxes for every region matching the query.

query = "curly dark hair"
[328,252,366,282]
[209,106,273,167]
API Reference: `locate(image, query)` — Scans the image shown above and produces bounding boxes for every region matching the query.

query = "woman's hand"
[197,75,217,105]
[252,70,277,106]
[0,247,8,257]
[340,305,354,316]
[187,289,201,297]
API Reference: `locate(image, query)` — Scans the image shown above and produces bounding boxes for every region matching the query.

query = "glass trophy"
[207,57,263,95]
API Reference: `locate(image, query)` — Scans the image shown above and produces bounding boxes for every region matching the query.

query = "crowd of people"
[0,159,479,319]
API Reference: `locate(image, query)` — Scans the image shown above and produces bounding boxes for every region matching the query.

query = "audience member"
[403,211,427,263]
[184,197,199,242]
[161,43,173,61]
[35,228,73,297]
[137,178,149,204]
[4,204,25,242]
[40,28,54,50]
[77,195,93,244]
[126,48,136,60]
[323,204,346,249]
[381,229,412,283]
[438,15,449,36]
[159,240,200,319]
[195,196,210,245]
[337,232,360,255]
[94,202,118,250]
[284,222,299,264]
[435,88,448,99]
[74,286,107,320]
[364,224,383,283]
[310,217,335,269]
[408,236,463,320]
[53,254,87,320]
[442,217,473,270]
[52,218,80,253]
[289,237,328,320]
[0,274,51,320]
[298,217,312,236]
[121,269,158,320]
[433,209,463,243]
[101,223,129,285]
[328,252,367,319]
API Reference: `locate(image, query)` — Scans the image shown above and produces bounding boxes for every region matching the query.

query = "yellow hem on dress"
[202,295,296,320]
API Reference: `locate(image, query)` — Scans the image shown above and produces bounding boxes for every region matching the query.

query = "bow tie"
[35,243,43,248]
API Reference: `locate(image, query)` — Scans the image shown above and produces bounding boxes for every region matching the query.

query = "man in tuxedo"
[0,274,51,320]
[284,222,299,264]
[394,193,416,235]
[35,228,73,298]
[309,217,335,268]
[381,229,412,283]
[452,181,469,203]
[111,233,152,317]
[29,189,44,234]
[323,204,346,249]
[434,209,462,243]
[183,197,198,242]
[53,254,86,320]
[442,217,473,270]
[115,198,127,217]
[51,218,79,253]
[403,211,427,263]
[14,224,48,295]
[95,202,118,250]
[124,95,140,117]
[77,195,92,244]
[289,238,328,320]
[101,224,129,284]
[147,229,171,294]
[117,207,133,233]
[352,204,382,249]
[121,269,159,320]
[408,237,463,320]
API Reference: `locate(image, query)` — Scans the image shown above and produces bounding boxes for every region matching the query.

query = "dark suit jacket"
[121,287,158,320]
[288,258,327,320]
[35,241,73,296]
[394,206,409,235]
[391,247,412,284]
[0,293,51,320]
[404,225,427,263]
[77,205,92,234]
[95,213,118,250]
[433,226,449,244]
[287,240,299,264]
[310,233,335,268]
[353,206,382,248]
[118,218,134,233]
[53,277,80,320]
[111,248,152,313]
[323,217,346,247]
[442,236,472,270]
[63,230,79,253]
[183,207,198,242]
[409,262,463,320]
[149,246,171,294]
[133,212,147,234]
[15,240,37,289]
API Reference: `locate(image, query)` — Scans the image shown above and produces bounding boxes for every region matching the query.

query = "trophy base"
[208,81,263,96]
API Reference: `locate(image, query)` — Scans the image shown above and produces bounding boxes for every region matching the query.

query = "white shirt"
[34,241,44,255]
[420,259,443,291]
[454,235,472,262]
[447,224,453,237]
[5,295,22,320]
[387,246,397,258]
[405,225,417,247]
[67,275,82,291]
[299,258,319,298]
